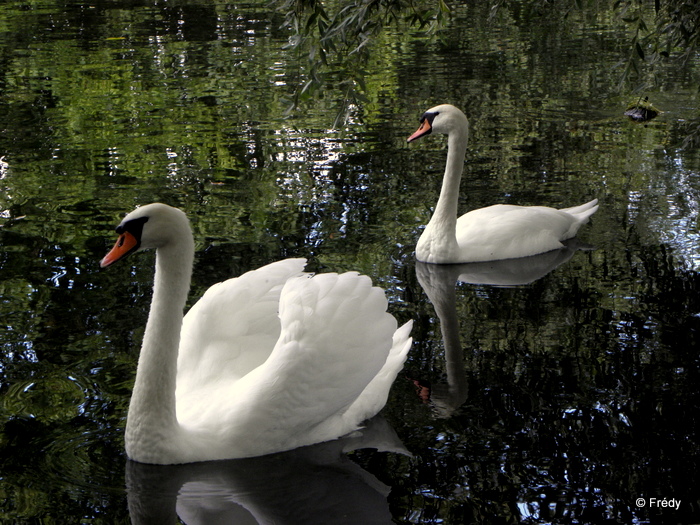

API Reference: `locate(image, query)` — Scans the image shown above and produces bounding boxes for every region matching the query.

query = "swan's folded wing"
[176,258,307,404]
[456,205,577,261]
[230,272,401,448]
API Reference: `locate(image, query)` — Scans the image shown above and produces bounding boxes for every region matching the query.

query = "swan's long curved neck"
[436,130,468,224]
[417,126,468,261]
[125,235,194,460]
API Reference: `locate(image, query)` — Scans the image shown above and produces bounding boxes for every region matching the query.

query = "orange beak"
[100,231,139,268]
[407,119,432,143]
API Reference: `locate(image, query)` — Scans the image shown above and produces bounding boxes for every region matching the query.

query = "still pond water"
[1,1,700,523]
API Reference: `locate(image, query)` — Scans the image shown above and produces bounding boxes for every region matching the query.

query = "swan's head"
[100,203,190,268]
[407,104,468,143]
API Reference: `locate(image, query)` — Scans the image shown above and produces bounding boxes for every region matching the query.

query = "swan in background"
[100,203,413,464]
[407,104,599,264]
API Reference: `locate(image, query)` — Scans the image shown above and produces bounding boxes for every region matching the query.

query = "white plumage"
[101,203,412,464]
[408,104,598,264]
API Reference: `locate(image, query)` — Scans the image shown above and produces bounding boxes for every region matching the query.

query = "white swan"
[100,203,413,464]
[407,104,599,264]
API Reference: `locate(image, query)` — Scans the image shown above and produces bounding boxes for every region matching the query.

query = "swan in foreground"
[407,104,599,264]
[100,203,413,464]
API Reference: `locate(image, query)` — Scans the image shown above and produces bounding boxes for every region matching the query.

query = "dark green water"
[1,1,699,523]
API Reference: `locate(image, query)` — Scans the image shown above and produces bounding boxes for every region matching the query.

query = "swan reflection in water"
[414,240,592,417]
[126,416,408,525]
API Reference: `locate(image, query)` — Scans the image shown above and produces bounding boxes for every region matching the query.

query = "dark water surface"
[1,1,699,523]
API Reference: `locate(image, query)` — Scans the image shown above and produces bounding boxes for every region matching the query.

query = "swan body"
[408,104,598,264]
[101,203,412,464]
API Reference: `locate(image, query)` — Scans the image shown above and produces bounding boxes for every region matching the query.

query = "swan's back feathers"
[453,205,570,262]
[448,200,599,263]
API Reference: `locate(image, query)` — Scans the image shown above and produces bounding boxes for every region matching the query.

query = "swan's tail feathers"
[561,198,599,221]
[342,320,413,425]
[393,320,414,353]
[269,273,412,439]
[560,199,598,240]
[379,320,413,385]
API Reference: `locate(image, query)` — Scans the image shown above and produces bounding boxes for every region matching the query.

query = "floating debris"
[624,96,661,122]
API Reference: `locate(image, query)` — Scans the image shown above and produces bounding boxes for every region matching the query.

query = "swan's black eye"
[115,216,149,239]
[422,111,439,124]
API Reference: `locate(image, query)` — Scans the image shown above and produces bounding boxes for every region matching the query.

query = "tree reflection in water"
[1,0,700,523]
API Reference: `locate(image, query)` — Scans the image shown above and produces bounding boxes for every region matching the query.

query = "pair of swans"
[102,103,597,464]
